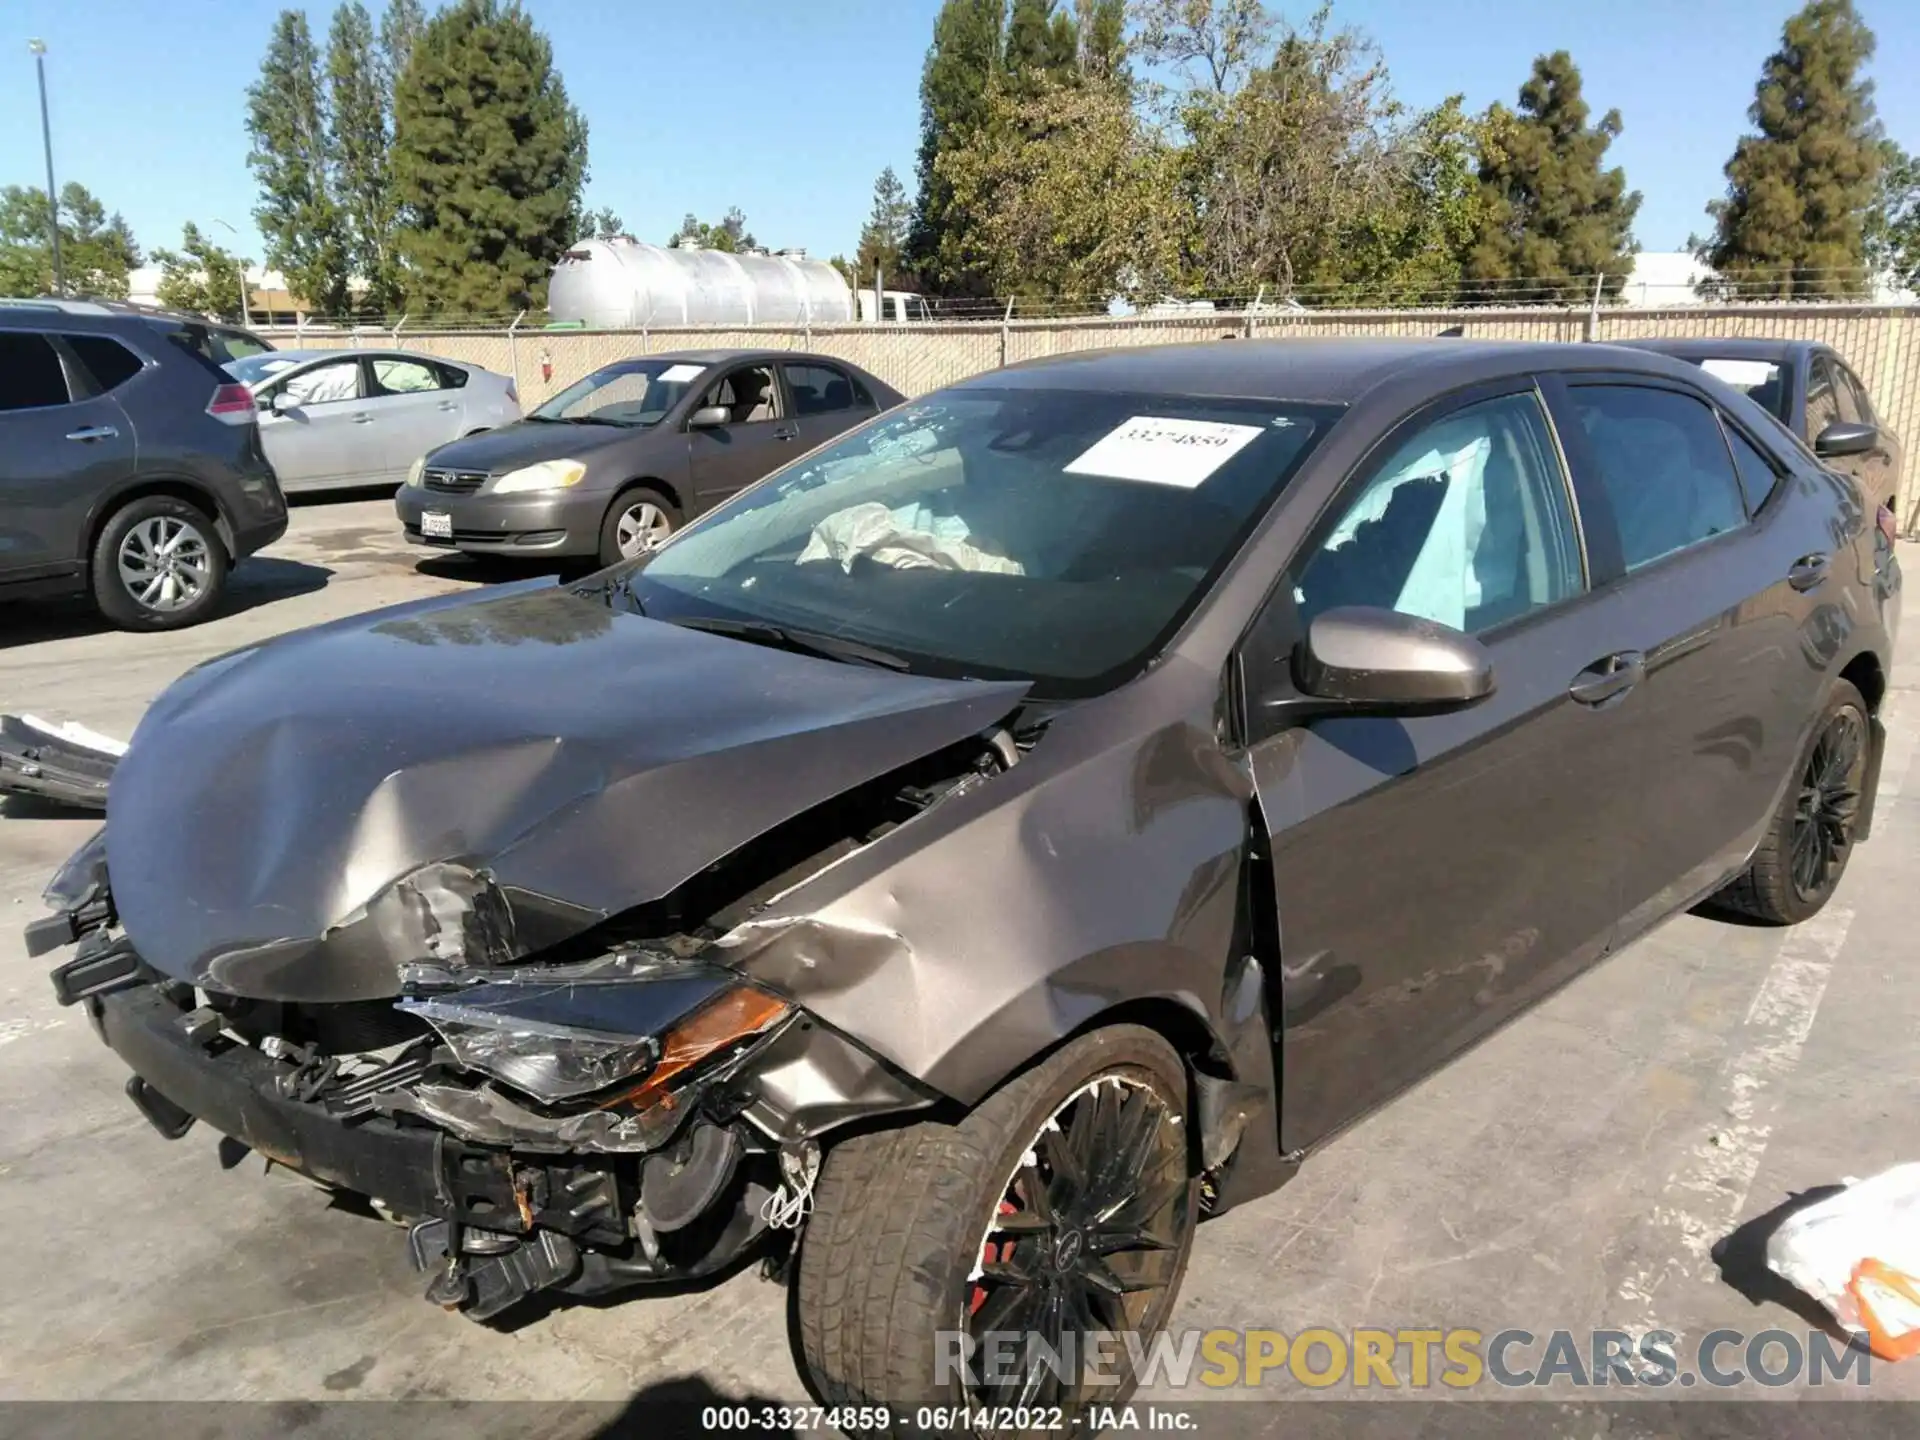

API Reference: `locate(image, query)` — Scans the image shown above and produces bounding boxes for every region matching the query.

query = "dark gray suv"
[0,300,289,630]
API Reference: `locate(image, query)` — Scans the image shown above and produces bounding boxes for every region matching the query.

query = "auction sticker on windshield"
[658,364,706,384]
[1064,416,1266,488]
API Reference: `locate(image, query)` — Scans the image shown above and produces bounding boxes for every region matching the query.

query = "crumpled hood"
[108,582,1027,1003]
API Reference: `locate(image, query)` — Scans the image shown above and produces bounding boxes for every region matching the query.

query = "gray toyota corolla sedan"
[31,339,1899,1416]
[395,348,903,566]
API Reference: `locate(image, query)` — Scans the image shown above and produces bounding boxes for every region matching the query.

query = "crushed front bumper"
[61,946,936,1321]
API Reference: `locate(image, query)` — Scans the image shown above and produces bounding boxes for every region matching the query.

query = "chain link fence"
[264,300,1920,525]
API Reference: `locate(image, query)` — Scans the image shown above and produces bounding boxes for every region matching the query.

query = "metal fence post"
[1584,273,1603,342]
[507,310,526,398]
[391,312,408,347]
[1000,297,1015,369]
[1246,284,1264,340]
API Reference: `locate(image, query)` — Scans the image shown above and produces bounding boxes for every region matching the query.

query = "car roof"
[1614,336,1818,363]
[638,348,866,369]
[955,337,1706,405]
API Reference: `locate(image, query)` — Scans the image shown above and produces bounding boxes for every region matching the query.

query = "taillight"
[1878,504,1899,546]
[207,383,257,425]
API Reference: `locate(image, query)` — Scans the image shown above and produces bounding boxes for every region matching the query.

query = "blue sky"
[3,0,1917,273]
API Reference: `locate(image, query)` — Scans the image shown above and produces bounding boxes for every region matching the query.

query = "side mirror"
[688,405,730,429]
[1264,606,1494,722]
[270,391,296,415]
[1814,420,1876,458]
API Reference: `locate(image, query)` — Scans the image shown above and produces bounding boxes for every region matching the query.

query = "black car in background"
[0,299,288,630]
[35,338,1899,1412]
[396,349,904,566]
[1621,337,1906,524]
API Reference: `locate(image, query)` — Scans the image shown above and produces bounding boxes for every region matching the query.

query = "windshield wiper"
[664,615,911,671]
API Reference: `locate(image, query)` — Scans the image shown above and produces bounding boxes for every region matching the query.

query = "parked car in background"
[35,340,1897,1409]
[1619,337,1906,522]
[394,349,903,566]
[226,349,521,493]
[0,299,288,630]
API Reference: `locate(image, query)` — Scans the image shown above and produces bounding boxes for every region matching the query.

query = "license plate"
[421,510,453,541]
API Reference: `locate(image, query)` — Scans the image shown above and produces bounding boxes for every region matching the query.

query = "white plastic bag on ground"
[1766,1162,1920,1359]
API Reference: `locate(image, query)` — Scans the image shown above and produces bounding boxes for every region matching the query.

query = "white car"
[224,349,522,493]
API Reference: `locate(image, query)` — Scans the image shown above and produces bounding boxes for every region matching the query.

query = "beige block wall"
[268,305,1920,520]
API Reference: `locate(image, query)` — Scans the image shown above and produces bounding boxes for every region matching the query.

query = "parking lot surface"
[2,497,1917,1425]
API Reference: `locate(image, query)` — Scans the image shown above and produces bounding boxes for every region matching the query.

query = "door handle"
[64,425,118,442]
[1568,650,1645,707]
[351,412,375,424]
[437,401,457,411]
[1788,553,1831,592]
[774,426,799,441]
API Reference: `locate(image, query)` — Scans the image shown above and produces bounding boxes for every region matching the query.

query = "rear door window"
[369,357,444,395]
[64,334,145,394]
[0,332,73,411]
[1571,384,1749,571]
[782,362,856,415]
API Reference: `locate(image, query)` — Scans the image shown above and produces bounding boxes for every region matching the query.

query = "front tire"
[1715,680,1869,924]
[597,486,680,567]
[91,494,228,632]
[796,1025,1197,1417]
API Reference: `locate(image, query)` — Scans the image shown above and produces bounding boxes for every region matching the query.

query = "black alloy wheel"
[965,1073,1193,1409]
[1790,705,1866,902]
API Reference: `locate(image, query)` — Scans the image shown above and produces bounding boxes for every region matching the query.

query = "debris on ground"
[1767,1162,1920,1360]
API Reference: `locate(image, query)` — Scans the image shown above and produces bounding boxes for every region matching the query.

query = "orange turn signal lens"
[598,985,790,1111]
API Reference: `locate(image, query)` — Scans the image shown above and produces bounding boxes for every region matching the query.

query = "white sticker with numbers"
[1063,416,1266,488]
[657,363,706,383]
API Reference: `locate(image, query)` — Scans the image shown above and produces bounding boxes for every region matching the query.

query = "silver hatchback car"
[225,349,521,493]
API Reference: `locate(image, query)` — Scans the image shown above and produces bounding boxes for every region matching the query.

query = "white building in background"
[125,263,305,323]
[1616,251,1715,307]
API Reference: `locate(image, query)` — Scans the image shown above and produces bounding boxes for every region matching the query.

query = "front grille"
[423,468,487,494]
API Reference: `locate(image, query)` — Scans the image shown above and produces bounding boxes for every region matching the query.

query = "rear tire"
[795,1025,1197,1418]
[597,486,680,567]
[1715,679,1869,924]
[91,494,229,632]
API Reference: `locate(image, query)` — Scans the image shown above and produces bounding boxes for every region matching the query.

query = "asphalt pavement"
[1,497,1916,1430]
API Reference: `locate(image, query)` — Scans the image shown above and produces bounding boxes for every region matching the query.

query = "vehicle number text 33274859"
[698,1405,1070,1431]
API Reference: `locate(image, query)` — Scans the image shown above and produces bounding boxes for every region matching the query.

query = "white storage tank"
[548,238,854,328]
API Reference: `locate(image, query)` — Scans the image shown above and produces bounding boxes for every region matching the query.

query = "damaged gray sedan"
[25,339,1899,1412]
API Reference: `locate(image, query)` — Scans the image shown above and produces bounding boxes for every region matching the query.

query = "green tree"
[574,206,625,242]
[668,208,757,252]
[936,75,1184,300]
[329,1,405,313]
[1698,0,1881,297]
[1005,0,1078,94]
[854,166,913,286]
[909,0,1005,293]
[247,10,349,312]
[1074,0,1127,83]
[1464,51,1641,300]
[0,183,141,297]
[392,0,589,313]
[1866,138,1920,291]
[1338,97,1487,304]
[153,223,251,321]
[381,0,428,91]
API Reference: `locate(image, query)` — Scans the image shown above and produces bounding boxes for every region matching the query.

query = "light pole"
[210,218,250,324]
[28,39,64,297]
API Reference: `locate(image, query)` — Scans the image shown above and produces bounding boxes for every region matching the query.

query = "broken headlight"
[401,968,789,1106]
